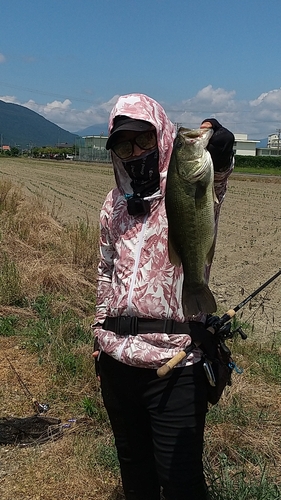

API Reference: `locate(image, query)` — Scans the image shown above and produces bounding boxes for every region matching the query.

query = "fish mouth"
[177,127,213,147]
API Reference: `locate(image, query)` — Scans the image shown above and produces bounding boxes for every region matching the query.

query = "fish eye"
[176,140,183,149]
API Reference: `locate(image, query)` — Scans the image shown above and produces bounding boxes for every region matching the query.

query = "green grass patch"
[90,441,120,475]
[249,350,281,384]
[229,327,281,385]
[81,395,108,422]
[206,394,255,426]
[234,166,281,175]
[206,459,281,500]
[0,315,20,336]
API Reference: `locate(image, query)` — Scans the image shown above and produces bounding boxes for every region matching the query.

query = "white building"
[256,131,281,156]
[234,134,260,156]
[267,133,280,149]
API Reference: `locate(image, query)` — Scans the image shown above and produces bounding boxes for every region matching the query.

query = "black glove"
[189,321,217,361]
[201,118,235,172]
[205,314,232,340]
[205,314,221,330]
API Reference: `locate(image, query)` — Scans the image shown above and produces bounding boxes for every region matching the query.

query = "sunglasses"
[112,130,157,160]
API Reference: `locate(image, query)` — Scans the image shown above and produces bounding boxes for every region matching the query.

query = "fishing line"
[0,80,95,104]
[236,279,279,334]
[5,354,49,414]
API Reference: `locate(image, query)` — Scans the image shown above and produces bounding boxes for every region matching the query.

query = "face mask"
[122,149,159,197]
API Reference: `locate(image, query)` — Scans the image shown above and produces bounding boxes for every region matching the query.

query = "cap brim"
[106,119,152,150]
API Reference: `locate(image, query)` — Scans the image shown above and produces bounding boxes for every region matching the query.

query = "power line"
[276,128,281,154]
[0,80,94,104]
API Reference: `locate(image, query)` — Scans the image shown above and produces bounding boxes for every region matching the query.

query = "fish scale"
[165,127,217,317]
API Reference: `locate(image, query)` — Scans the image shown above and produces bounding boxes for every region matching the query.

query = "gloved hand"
[205,314,232,339]
[205,314,221,330]
[200,118,234,172]
[188,321,217,361]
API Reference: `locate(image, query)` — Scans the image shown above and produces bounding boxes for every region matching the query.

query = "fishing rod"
[157,268,281,378]
[5,355,49,414]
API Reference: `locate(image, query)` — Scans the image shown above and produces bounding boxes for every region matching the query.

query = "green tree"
[10,147,20,157]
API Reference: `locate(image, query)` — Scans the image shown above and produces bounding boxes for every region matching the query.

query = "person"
[92,93,234,500]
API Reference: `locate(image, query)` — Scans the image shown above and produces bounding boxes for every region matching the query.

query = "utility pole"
[174,122,182,131]
[276,128,281,155]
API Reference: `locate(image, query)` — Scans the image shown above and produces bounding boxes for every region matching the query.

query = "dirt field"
[211,173,281,339]
[0,158,280,499]
[0,158,115,225]
[1,157,280,334]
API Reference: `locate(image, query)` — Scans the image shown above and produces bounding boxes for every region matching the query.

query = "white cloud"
[0,95,20,104]
[250,88,281,108]
[168,86,281,138]
[187,85,236,109]
[1,87,280,139]
[249,89,281,127]
[0,53,6,63]
[20,96,119,132]
[166,86,245,136]
[25,98,72,116]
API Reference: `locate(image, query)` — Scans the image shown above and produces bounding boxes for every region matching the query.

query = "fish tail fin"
[182,283,217,317]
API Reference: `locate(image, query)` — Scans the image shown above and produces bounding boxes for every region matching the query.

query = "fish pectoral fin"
[168,238,182,267]
[182,283,217,317]
[195,181,208,201]
[206,238,216,265]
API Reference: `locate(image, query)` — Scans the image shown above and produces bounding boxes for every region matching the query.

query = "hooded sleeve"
[93,195,115,326]
[201,118,235,172]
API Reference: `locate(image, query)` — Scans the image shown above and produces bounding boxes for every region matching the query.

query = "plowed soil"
[0,158,280,499]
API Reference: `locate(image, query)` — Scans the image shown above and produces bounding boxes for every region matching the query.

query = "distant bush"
[235,155,281,169]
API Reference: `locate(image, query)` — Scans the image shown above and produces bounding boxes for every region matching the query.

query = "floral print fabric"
[94,93,233,369]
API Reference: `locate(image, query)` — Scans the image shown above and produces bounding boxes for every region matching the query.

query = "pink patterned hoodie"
[94,93,233,369]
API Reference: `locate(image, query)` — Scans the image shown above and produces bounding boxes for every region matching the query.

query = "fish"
[165,127,217,317]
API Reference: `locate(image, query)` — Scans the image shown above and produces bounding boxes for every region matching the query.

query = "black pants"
[99,352,210,500]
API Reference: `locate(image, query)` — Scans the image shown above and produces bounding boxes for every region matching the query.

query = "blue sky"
[1,0,281,139]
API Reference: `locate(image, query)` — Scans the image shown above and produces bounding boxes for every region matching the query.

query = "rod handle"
[156,318,234,378]
[156,326,216,378]
[225,309,236,318]
[157,351,187,377]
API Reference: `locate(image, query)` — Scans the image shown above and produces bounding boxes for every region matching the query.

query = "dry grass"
[205,373,281,469]
[0,162,280,499]
[0,177,122,499]
[0,182,98,314]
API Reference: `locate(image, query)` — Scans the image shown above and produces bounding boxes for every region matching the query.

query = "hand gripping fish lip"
[165,127,217,317]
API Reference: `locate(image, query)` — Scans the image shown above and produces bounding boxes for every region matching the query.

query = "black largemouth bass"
[165,127,217,317]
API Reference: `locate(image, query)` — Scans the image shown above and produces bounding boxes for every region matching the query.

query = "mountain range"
[0,100,79,148]
[0,99,267,150]
[255,137,267,148]
[74,124,108,137]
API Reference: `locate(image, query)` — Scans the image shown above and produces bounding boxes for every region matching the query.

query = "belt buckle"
[117,316,138,336]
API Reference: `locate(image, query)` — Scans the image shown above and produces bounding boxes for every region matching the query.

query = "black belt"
[103,316,190,336]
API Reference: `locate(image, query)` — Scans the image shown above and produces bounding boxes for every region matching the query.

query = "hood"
[201,118,222,133]
[108,93,176,197]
